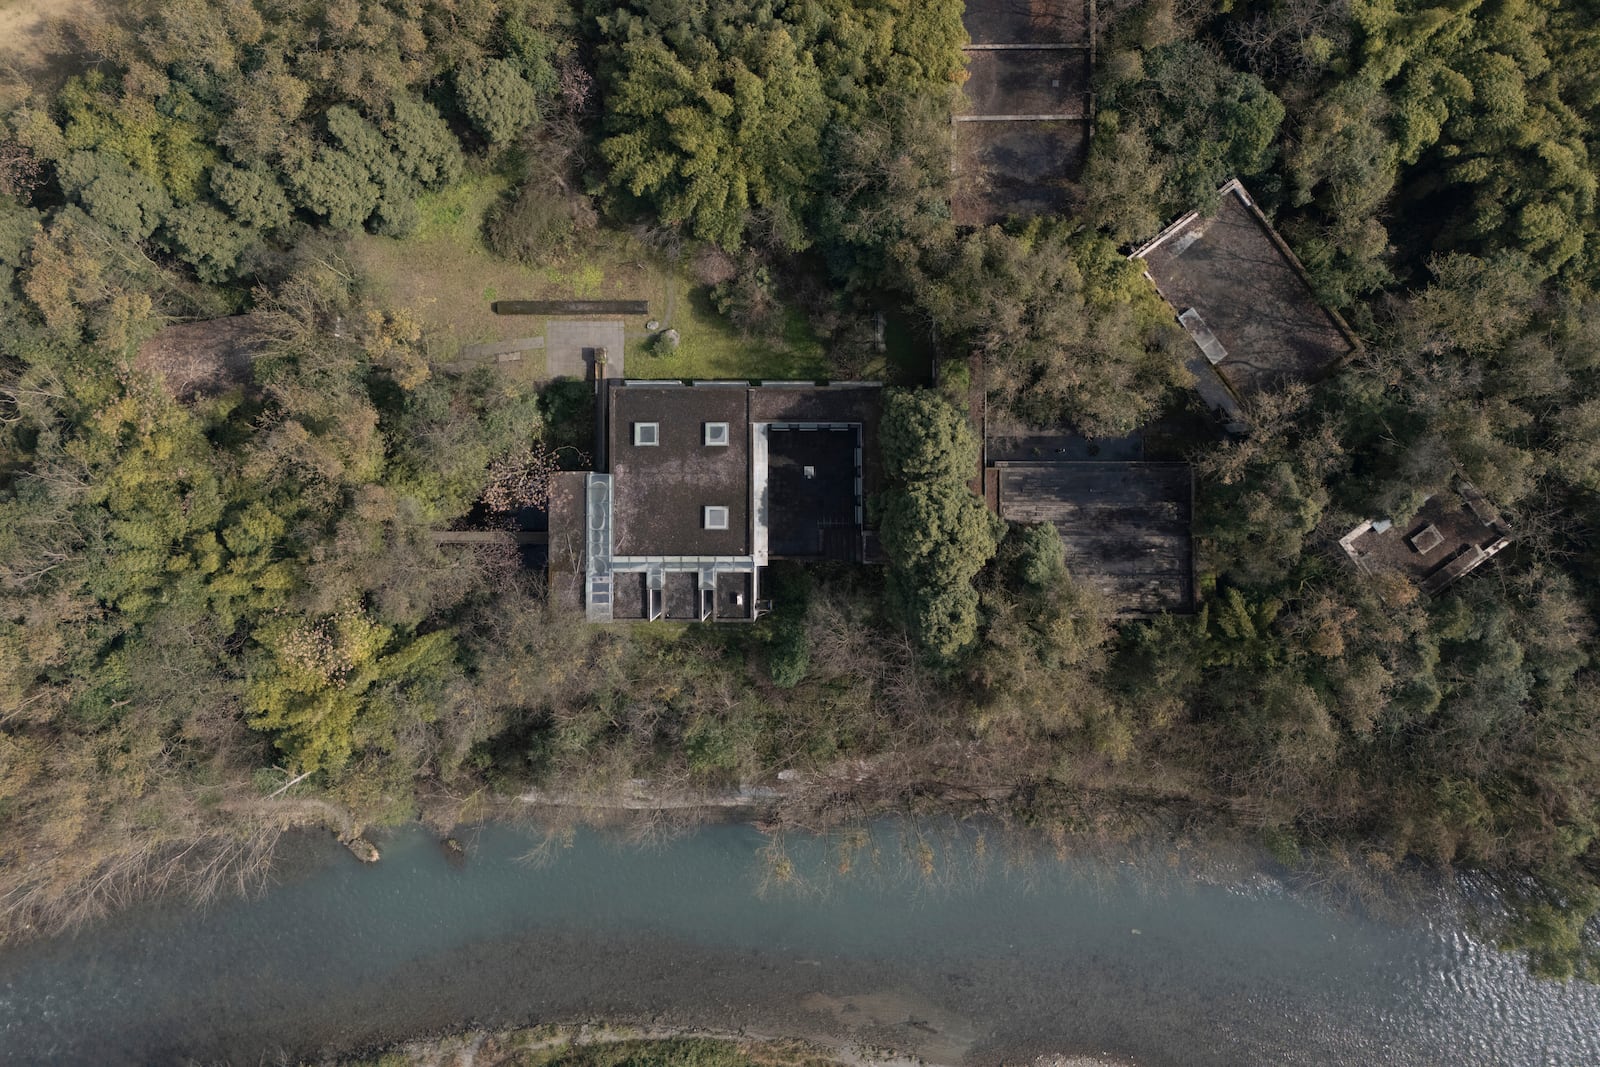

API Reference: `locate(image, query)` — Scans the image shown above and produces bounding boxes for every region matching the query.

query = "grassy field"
[351,169,833,383]
[627,279,827,380]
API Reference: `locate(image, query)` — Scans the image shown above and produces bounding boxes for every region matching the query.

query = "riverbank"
[330,1022,1133,1067]
[506,763,1421,928]
[0,755,1318,953]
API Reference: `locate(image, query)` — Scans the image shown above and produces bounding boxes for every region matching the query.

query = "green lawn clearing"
[351,171,830,384]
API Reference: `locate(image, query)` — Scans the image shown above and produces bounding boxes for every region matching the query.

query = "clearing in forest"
[349,175,828,385]
[0,0,89,56]
[954,0,1094,226]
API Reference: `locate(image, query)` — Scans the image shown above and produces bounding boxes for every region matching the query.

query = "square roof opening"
[634,422,659,447]
[1409,523,1445,555]
[766,425,862,560]
[704,505,730,530]
[705,421,730,446]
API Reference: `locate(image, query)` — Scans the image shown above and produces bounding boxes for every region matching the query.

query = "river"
[0,820,1595,1066]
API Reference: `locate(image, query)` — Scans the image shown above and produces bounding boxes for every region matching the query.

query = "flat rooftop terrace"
[1135,180,1358,404]
[996,461,1195,616]
[608,384,751,558]
[563,382,884,622]
[954,0,1092,226]
[954,121,1089,226]
[766,425,862,560]
[963,0,1088,45]
[963,50,1089,115]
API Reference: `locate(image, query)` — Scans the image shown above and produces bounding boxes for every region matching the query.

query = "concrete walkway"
[546,320,625,379]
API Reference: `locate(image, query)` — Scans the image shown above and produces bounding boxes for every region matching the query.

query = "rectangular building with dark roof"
[1133,179,1359,419]
[553,380,883,623]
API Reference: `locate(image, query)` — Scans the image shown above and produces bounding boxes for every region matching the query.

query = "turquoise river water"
[0,820,1597,1065]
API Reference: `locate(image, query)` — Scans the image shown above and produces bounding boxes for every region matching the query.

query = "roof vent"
[705,421,729,446]
[1409,524,1445,555]
[634,422,659,447]
[704,505,729,530]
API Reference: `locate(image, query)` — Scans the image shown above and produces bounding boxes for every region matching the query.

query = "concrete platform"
[545,320,625,380]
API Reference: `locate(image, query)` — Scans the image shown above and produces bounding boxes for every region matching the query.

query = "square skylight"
[704,505,730,530]
[1409,523,1445,555]
[704,421,730,446]
[634,422,659,446]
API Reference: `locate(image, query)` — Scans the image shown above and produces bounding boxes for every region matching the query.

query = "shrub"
[710,261,777,336]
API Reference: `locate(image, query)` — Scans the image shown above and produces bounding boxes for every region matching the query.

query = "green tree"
[910,222,1186,436]
[881,479,1001,585]
[285,143,381,231]
[456,58,541,145]
[387,96,465,188]
[1337,0,1599,278]
[1096,39,1285,211]
[57,151,171,240]
[878,389,1002,661]
[246,605,455,773]
[0,197,41,307]
[1080,124,1168,245]
[879,386,978,483]
[591,2,829,249]
[161,201,253,282]
[211,161,293,232]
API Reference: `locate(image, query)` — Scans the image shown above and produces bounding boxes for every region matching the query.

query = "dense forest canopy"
[0,0,1597,981]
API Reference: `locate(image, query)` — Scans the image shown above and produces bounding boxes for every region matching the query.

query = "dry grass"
[0,0,102,108]
[0,0,93,54]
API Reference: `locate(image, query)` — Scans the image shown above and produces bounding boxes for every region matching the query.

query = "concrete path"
[457,336,545,363]
[546,320,625,379]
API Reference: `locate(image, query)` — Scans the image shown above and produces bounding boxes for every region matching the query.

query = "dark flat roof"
[1340,482,1512,596]
[963,50,1089,115]
[996,461,1195,616]
[750,384,884,500]
[608,384,751,557]
[604,382,884,561]
[767,426,859,559]
[962,0,1088,45]
[1136,180,1358,401]
[545,472,588,611]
